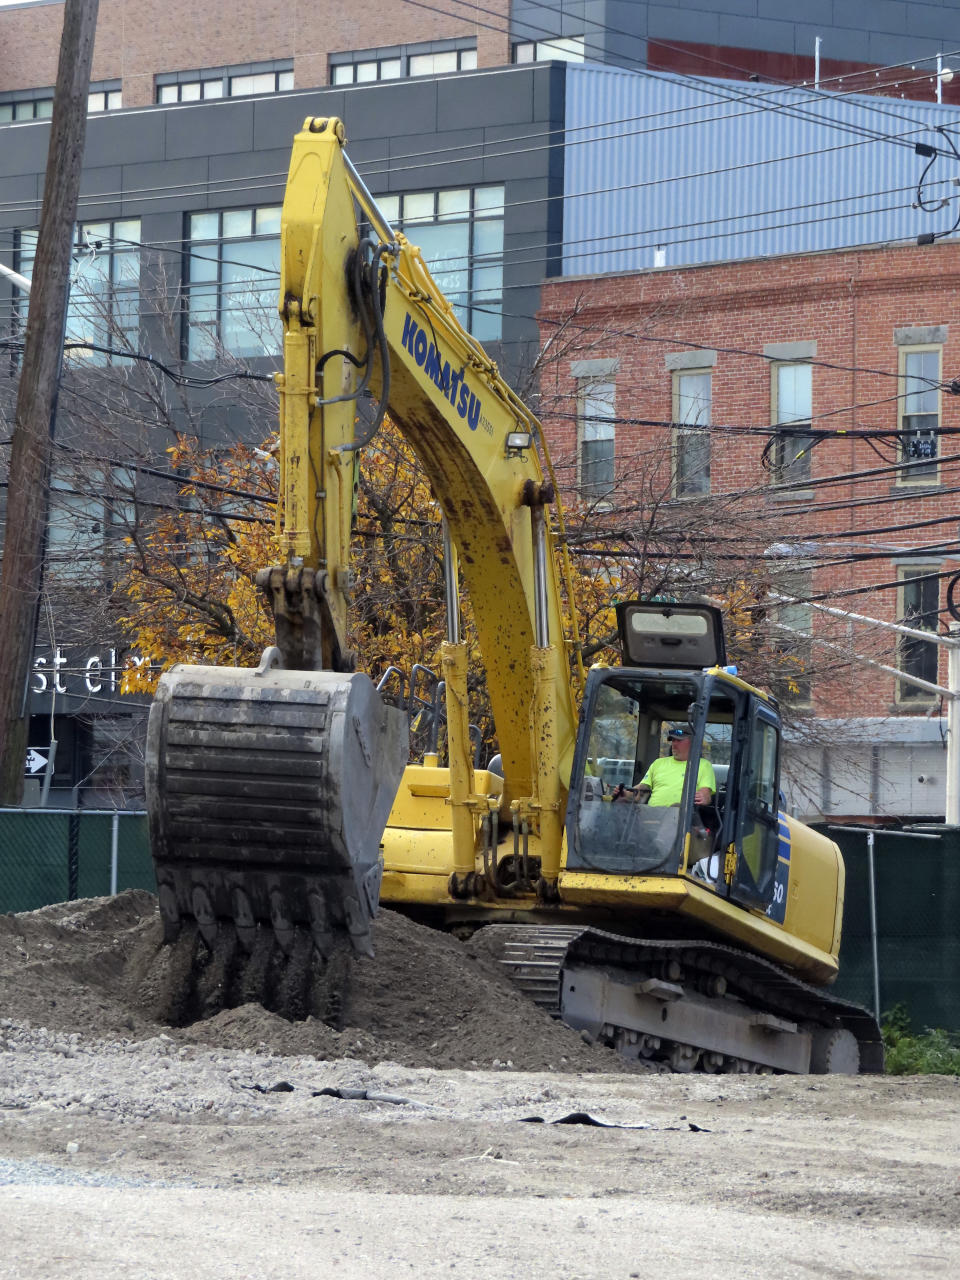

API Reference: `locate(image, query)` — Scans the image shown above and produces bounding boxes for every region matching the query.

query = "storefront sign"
[31,646,154,698]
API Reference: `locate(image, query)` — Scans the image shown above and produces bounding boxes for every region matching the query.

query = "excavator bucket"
[144,661,408,1023]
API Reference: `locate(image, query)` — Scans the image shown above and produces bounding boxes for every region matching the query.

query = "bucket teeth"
[144,661,407,1026]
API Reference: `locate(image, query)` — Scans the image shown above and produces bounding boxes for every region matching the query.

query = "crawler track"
[486,924,883,1074]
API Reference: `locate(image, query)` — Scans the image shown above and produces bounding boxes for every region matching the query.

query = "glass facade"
[0,96,53,122]
[16,219,141,363]
[184,207,282,360]
[376,185,504,341]
[156,65,292,103]
[513,37,585,64]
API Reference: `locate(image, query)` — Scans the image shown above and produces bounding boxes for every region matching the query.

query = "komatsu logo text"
[401,314,482,431]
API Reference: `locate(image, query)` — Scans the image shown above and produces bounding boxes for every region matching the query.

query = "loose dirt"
[1,891,959,1279]
[0,890,620,1072]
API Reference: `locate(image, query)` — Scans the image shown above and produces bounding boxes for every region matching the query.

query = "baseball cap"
[666,724,692,741]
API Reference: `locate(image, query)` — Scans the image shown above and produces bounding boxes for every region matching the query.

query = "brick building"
[4,0,960,111]
[539,239,960,821]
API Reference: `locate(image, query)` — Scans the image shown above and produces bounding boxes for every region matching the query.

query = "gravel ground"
[1,892,959,1278]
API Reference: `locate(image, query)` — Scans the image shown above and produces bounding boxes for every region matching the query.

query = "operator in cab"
[617,725,715,807]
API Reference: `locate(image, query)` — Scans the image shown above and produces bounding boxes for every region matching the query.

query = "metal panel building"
[563,65,960,274]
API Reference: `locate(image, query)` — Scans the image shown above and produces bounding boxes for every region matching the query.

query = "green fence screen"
[2,811,958,1033]
[818,825,960,1034]
[0,809,154,914]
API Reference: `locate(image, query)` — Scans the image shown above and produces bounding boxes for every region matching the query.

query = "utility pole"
[0,0,100,806]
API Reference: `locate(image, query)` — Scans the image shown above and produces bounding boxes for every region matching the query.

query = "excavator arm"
[144,118,583,1018]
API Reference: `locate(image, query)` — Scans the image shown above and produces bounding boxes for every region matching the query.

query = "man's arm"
[694,759,716,807]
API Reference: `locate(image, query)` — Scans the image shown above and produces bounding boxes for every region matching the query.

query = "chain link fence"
[0,809,154,914]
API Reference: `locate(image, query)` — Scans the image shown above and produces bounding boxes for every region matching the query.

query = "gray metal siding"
[563,64,960,274]
[511,0,960,65]
[0,65,566,379]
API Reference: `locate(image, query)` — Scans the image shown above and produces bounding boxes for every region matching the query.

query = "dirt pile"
[0,891,626,1073]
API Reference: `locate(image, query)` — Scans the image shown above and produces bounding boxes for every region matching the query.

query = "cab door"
[727,700,781,912]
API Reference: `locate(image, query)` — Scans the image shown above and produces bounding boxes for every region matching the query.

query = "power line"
[433,0,960,128]
[403,0,960,149]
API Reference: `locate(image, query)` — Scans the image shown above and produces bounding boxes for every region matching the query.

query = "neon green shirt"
[639,755,716,807]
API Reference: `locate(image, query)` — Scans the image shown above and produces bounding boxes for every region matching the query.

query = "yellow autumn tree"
[116,417,624,756]
[118,437,279,692]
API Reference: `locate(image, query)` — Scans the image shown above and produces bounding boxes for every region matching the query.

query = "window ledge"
[768,487,814,502]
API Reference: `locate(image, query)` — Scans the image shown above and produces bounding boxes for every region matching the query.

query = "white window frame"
[576,373,616,502]
[330,41,477,85]
[770,566,813,707]
[896,566,941,702]
[771,361,814,488]
[897,344,942,486]
[513,36,585,64]
[672,368,712,498]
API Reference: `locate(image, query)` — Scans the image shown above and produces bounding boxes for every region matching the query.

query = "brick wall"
[0,0,511,107]
[538,240,960,720]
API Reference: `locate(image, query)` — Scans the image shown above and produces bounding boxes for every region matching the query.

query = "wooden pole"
[0,0,100,805]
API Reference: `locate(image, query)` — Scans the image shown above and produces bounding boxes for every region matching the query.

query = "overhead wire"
[402,0,960,147]
[429,0,959,127]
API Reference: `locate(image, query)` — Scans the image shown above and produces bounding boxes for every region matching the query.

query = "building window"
[330,41,477,85]
[0,94,54,123]
[1,85,119,119]
[375,186,504,341]
[772,363,813,487]
[184,207,281,361]
[156,63,292,103]
[46,474,108,579]
[229,68,294,96]
[673,369,711,497]
[15,219,141,363]
[513,36,585,64]
[898,347,941,483]
[158,77,225,103]
[897,567,940,701]
[770,568,812,706]
[87,82,122,113]
[577,376,616,500]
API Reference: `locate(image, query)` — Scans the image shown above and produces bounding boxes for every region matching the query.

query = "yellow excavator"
[145,117,882,1074]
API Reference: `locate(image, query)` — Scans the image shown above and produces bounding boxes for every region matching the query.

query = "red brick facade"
[0,0,511,107]
[538,241,960,722]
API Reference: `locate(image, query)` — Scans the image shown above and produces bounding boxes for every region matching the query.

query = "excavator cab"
[566,603,785,920]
